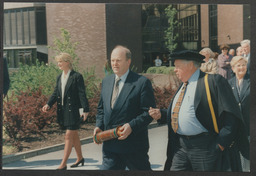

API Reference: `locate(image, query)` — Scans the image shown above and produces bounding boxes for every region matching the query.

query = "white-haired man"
[240,39,250,75]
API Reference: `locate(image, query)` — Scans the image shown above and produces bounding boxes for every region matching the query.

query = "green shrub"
[82,67,100,99]
[146,66,175,74]
[10,60,100,99]
[10,60,61,97]
[48,28,80,71]
[163,66,175,74]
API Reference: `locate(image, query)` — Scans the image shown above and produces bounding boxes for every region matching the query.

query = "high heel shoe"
[56,166,67,170]
[70,158,84,168]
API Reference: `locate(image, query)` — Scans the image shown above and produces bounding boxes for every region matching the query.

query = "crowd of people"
[40,40,250,172]
[149,39,251,172]
[198,39,250,80]
[2,38,250,172]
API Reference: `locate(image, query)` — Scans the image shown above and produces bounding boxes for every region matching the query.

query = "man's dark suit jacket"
[47,70,89,127]
[160,71,249,170]
[96,71,156,154]
[229,74,250,136]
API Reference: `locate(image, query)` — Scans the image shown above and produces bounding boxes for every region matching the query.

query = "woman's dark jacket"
[47,70,89,127]
[228,74,250,136]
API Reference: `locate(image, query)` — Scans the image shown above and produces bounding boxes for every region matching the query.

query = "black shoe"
[56,166,67,170]
[70,158,84,168]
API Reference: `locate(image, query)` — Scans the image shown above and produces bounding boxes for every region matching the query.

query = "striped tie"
[111,77,121,109]
[171,82,188,133]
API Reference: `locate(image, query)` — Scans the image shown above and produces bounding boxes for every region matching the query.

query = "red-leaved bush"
[3,87,56,143]
[153,84,177,109]
[87,86,101,123]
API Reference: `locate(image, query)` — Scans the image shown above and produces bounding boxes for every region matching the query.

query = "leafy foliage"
[153,84,176,109]
[164,5,180,53]
[48,28,80,71]
[146,66,175,74]
[3,88,56,150]
[82,67,100,99]
[86,86,101,123]
[3,27,101,152]
[10,60,61,97]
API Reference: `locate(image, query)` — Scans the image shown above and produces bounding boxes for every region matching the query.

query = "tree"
[164,5,180,54]
[48,28,80,71]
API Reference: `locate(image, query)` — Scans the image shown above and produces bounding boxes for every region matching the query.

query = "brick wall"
[46,3,107,78]
[218,5,243,45]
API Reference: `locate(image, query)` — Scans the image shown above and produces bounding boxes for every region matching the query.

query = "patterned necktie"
[171,82,188,133]
[111,77,121,109]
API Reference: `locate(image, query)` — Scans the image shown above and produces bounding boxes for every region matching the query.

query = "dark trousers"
[171,133,220,171]
[102,150,151,170]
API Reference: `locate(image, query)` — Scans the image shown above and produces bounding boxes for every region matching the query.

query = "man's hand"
[149,107,161,120]
[118,123,132,140]
[93,127,102,144]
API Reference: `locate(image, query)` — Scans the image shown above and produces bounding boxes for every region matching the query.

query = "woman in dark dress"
[42,53,89,170]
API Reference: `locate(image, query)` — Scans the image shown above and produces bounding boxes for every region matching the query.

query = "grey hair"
[199,48,215,58]
[240,39,250,46]
[181,60,201,69]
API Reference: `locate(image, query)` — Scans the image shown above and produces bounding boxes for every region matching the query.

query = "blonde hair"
[55,52,73,69]
[199,48,215,58]
[230,56,247,67]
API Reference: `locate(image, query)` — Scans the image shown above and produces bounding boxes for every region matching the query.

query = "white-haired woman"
[229,56,250,172]
[199,48,218,74]
[42,53,89,170]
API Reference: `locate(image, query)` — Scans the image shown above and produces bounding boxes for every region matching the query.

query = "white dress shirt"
[61,70,71,105]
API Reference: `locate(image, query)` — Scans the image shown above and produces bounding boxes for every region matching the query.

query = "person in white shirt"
[154,55,162,67]
[42,53,89,170]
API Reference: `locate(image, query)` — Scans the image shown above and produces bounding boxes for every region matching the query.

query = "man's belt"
[178,132,209,140]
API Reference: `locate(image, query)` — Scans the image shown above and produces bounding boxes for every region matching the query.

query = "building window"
[5,49,36,68]
[4,7,37,46]
[179,14,198,42]
[4,6,47,68]
[176,4,199,50]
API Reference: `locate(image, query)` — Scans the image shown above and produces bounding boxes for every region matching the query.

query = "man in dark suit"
[94,45,156,170]
[149,50,249,171]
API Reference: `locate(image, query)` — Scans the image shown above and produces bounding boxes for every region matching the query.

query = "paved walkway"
[3,124,168,170]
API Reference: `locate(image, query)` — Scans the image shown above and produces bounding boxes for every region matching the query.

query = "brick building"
[3,3,250,78]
